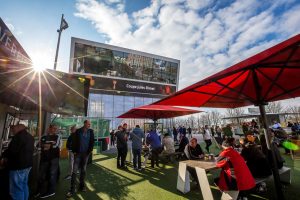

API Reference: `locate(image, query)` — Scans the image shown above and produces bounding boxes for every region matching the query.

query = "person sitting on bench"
[161,133,175,155]
[184,138,204,185]
[240,138,272,178]
[215,138,255,200]
[260,129,285,169]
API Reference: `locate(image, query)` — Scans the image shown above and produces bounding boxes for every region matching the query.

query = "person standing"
[37,124,61,199]
[187,127,192,138]
[129,125,144,170]
[64,125,77,180]
[110,129,115,147]
[173,126,178,143]
[1,124,34,200]
[146,129,162,168]
[66,120,94,198]
[116,125,128,169]
[203,125,212,153]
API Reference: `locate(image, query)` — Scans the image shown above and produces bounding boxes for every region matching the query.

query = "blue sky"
[1,0,300,91]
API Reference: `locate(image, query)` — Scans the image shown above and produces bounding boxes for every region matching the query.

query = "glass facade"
[73,42,179,84]
[88,93,160,128]
[71,38,179,130]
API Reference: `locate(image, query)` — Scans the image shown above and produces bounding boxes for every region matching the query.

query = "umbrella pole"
[258,104,284,200]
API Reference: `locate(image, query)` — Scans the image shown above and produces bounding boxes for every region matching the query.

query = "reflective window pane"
[102,94,113,117]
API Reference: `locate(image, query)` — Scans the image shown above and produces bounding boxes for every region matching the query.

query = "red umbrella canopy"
[154,34,300,108]
[117,105,201,120]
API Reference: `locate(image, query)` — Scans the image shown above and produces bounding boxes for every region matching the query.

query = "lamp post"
[53,14,68,70]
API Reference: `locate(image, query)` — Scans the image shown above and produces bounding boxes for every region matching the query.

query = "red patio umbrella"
[117,105,201,121]
[154,34,300,200]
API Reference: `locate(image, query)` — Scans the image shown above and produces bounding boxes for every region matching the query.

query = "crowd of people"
[0,119,294,200]
[0,120,95,200]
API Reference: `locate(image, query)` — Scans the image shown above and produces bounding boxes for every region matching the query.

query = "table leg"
[195,167,214,200]
[177,162,190,193]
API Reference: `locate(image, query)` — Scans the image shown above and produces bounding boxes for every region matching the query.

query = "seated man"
[184,138,204,185]
[161,133,175,155]
[240,139,272,178]
[184,138,204,160]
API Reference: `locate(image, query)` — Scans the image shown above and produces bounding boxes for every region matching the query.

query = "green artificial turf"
[34,142,300,200]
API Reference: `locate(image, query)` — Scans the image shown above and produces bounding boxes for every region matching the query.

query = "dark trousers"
[117,147,127,168]
[151,148,161,167]
[132,149,141,169]
[70,153,89,193]
[205,139,212,153]
[187,166,199,184]
[38,158,59,194]
[110,136,115,146]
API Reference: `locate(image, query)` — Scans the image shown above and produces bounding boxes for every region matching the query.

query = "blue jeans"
[9,167,31,200]
[70,153,90,193]
[132,149,141,169]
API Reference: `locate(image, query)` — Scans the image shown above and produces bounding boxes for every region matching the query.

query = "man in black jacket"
[66,120,94,198]
[1,124,34,200]
[38,124,62,199]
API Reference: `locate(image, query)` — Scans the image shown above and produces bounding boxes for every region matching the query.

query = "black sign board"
[86,75,176,98]
[0,17,32,69]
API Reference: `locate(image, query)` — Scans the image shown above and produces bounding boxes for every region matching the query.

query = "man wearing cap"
[1,124,34,200]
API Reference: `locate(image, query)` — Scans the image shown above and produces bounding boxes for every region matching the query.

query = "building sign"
[0,18,32,69]
[85,75,176,97]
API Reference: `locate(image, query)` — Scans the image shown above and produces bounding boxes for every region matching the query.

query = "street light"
[53,14,68,70]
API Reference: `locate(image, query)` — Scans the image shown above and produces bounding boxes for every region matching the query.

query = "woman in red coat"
[216,138,255,199]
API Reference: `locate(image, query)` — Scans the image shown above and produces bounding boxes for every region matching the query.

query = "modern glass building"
[69,37,180,128]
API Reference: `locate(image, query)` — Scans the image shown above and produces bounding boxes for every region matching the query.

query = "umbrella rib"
[262,45,299,100]
[268,85,300,101]
[215,80,256,103]
[256,69,295,99]
[201,70,248,103]
[191,90,245,101]
[238,69,251,94]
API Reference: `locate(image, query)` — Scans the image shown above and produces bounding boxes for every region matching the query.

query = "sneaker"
[66,191,73,198]
[64,175,71,180]
[40,192,55,199]
[137,168,142,171]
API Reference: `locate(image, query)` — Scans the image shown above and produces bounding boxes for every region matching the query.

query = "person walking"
[116,125,128,169]
[64,125,77,180]
[36,124,62,199]
[66,120,95,198]
[203,125,212,153]
[1,124,34,200]
[129,125,144,171]
[146,129,162,168]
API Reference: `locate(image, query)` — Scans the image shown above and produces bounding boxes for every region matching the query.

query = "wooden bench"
[255,166,291,185]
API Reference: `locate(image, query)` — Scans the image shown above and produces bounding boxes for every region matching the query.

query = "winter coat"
[216,147,255,191]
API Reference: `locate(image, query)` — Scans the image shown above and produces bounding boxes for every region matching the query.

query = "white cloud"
[74,0,300,91]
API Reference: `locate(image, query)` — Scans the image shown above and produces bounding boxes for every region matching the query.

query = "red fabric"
[154,34,300,108]
[216,147,256,191]
[117,105,201,120]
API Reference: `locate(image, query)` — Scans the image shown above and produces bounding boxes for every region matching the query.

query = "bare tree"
[266,101,284,113]
[210,110,222,126]
[225,108,245,123]
[287,106,300,122]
